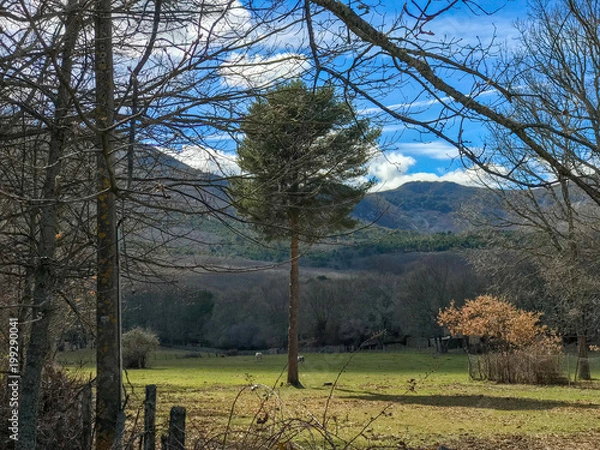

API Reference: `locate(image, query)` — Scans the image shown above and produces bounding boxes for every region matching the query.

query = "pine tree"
[230,81,378,386]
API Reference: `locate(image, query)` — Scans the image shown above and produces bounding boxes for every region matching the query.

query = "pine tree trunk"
[577,334,591,381]
[94,0,122,446]
[287,212,303,387]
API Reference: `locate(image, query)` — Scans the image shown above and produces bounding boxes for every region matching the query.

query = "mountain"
[147,148,485,232]
[148,148,595,236]
[354,181,496,232]
[128,150,525,269]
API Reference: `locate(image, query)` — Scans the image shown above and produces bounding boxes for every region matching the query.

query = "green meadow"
[59,349,600,449]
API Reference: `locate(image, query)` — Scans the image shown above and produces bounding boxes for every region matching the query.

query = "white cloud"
[164,146,240,176]
[220,52,310,89]
[430,14,519,48]
[163,144,500,193]
[397,142,460,160]
[365,142,460,189]
[370,165,488,192]
[362,89,500,116]
[367,145,498,191]
[409,168,484,186]
[361,96,451,115]
[115,0,252,60]
[367,151,417,191]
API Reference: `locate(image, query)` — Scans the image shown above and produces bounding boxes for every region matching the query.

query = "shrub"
[439,295,563,384]
[469,347,564,384]
[122,327,159,369]
[438,295,546,352]
[0,364,90,449]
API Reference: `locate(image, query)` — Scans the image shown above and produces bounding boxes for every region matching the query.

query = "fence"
[136,384,186,450]
[468,352,600,384]
[98,384,186,450]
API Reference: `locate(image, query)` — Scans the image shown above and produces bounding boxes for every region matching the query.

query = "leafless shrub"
[0,364,91,450]
[469,347,564,385]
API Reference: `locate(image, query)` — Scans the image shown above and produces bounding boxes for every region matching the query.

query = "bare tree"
[306,0,600,204]
[0,2,87,448]
[461,0,600,379]
[469,177,600,380]
[305,0,600,374]
[1,0,307,447]
[399,253,484,350]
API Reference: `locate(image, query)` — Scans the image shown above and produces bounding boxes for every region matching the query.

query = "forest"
[120,251,485,350]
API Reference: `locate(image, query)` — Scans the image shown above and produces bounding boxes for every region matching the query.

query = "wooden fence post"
[80,383,92,450]
[143,385,157,450]
[167,406,186,450]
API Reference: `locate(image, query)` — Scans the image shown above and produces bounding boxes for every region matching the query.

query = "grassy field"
[59,349,600,449]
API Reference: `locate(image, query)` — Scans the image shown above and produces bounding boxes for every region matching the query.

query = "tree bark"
[94,0,122,446]
[287,211,303,387]
[16,3,80,448]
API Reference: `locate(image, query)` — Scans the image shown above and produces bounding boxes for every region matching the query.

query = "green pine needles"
[230,80,379,243]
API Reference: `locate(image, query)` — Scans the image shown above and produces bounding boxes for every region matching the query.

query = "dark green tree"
[230,81,378,387]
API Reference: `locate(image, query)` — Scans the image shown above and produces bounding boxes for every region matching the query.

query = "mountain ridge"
[354,180,493,232]
[150,147,492,233]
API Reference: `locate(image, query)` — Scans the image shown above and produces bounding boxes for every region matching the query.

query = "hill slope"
[354,181,495,232]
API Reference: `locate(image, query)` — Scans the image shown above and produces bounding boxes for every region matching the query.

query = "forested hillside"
[353,181,499,232]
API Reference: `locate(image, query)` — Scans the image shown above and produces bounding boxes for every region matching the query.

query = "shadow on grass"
[340,391,598,411]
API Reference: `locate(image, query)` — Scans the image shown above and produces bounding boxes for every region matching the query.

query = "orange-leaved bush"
[438,295,547,351]
[438,295,563,384]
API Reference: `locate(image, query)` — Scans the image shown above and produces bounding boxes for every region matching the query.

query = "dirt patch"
[418,432,600,450]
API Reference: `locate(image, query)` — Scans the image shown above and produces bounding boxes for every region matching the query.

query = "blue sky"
[354,0,529,191]
[168,0,531,191]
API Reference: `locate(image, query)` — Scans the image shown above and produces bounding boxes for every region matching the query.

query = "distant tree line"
[123,289,215,346]
[117,252,485,350]
[200,221,490,267]
[305,232,488,268]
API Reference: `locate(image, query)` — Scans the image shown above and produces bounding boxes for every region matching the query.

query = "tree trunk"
[287,212,303,387]
[439,336,448,354]
[94,0,122,446]
[16,4,80,448]
[17,261,54,450]
[576,334,591,381]
[17,268,33,373]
